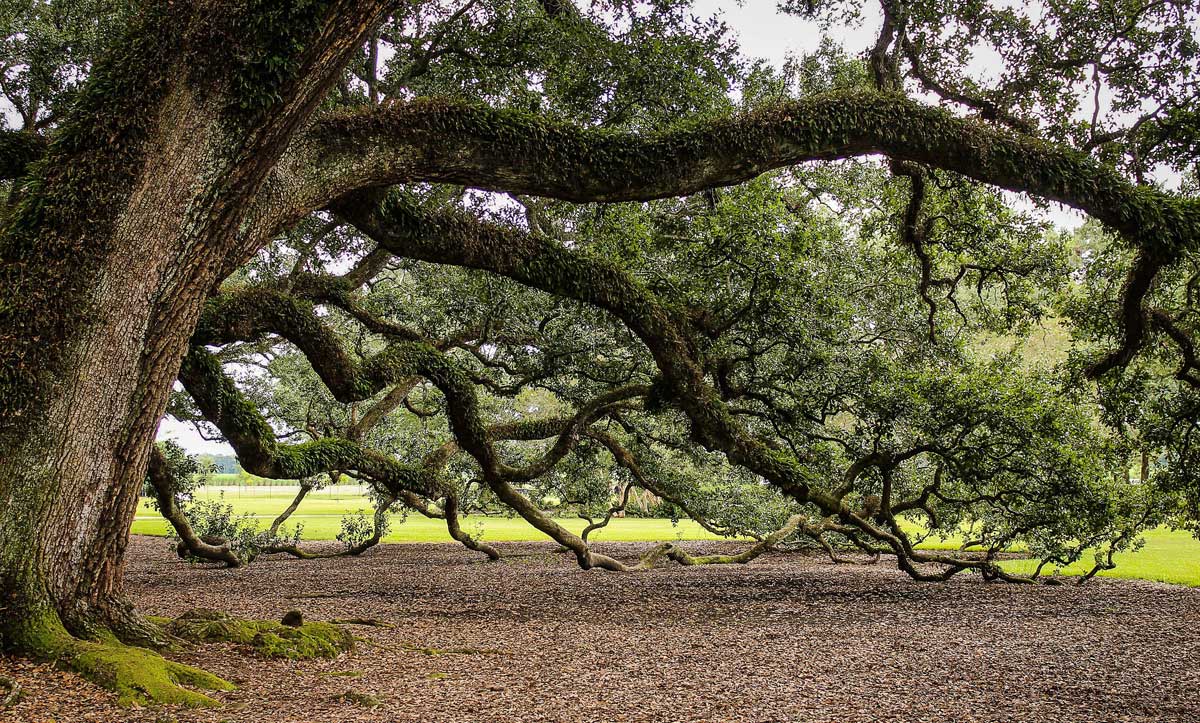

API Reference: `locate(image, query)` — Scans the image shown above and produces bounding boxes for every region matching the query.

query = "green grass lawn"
[132,486,728,543]
[997,527,1200,587]
[134,486,1200,586]
[891,522,1200,587]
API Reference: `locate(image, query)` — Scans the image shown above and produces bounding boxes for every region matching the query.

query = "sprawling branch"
[336,193,1089,583]
[178,346,433,498]
[147,447,242,568]
[335,191,828,509]
[291,91,1199,257]
[650,514,803,567]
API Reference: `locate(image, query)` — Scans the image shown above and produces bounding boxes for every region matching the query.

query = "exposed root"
[69,638,234,708]
[165,609,354,659]
[9,606,232,708]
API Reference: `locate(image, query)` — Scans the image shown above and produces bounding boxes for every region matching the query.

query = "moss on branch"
[309,91,1200,258]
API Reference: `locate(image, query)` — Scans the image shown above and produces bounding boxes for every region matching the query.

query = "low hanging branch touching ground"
[265,477,320,539]
[800,516,882,565]
[181,279,660,568]
[586,430,756,541]
[646,514,804,568]
[260,495,396,560]
[166,169,1158,583]
[441,491,501,561]
[147,446,242,568]
[333,194,1125,584]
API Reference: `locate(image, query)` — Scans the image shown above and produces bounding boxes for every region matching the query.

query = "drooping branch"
[147,446,242,568]
[1149,308,1200,388]
[442,491,500,560]
[1084,250,1164,379]
[178,346,434,498]
[336,193,1092,583]
[416,393,647,569]
[586,430,750,540]
[336,191,832,508]
[189,278,664,567]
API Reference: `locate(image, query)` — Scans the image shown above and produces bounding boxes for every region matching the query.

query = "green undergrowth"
[165,609,353,659]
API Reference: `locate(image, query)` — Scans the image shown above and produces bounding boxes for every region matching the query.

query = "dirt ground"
[2,535,1198,723]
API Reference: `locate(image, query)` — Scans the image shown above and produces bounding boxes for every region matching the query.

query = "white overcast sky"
[158,1,1090,453]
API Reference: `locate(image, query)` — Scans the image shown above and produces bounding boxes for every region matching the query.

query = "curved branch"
[178,346,433,498]
[334,192,827,509]
[294,91,1199,256]
[650,514,803,567]
[147,446,242,568]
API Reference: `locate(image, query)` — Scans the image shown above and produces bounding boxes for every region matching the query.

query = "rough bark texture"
[0,0,389,673]
[1,0,1195,698]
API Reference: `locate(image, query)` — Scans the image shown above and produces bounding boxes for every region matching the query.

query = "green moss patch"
[166,609,353,660]
[69,641,233,708]
[332,690,381,708]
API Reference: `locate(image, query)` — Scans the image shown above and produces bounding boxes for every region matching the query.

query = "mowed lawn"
[131,485,730,543]
[133,486,1200,586]
[998,527,1200,587]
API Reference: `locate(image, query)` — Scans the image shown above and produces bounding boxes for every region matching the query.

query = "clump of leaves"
[182,495,262,562]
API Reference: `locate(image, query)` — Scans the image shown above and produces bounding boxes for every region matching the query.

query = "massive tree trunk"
[0,0,386,681]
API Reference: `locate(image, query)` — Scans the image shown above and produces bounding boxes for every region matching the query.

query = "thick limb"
[298,93,1200,258]
[340,197,1069,583]
[178,346,433,498]
[647,514,803,568]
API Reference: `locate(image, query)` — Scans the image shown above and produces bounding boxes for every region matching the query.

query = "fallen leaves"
[1,536,1197,722]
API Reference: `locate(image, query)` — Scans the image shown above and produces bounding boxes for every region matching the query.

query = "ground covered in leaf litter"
[2,535,1198,723]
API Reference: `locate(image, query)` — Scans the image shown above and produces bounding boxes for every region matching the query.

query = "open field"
[999,526,1200,587]
[133,486,1200,586]
[131,485,728,543]
[2,537,1198,723]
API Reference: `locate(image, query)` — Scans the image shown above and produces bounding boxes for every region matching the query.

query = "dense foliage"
[118,0,1196,579]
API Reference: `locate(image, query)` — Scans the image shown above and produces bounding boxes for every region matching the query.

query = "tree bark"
[0,0,388,664]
